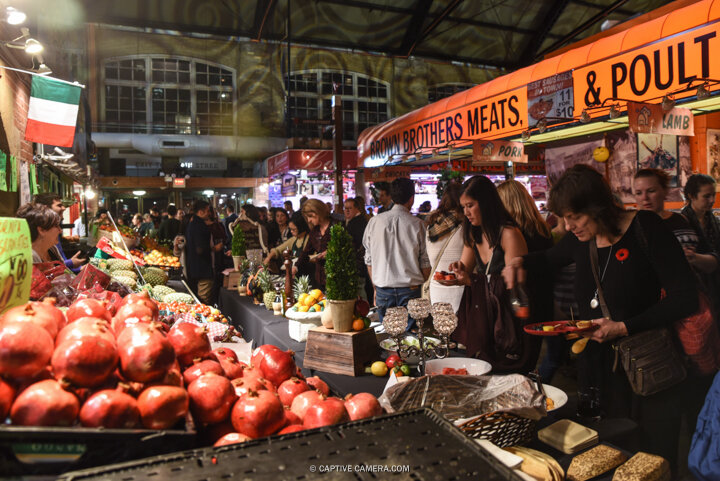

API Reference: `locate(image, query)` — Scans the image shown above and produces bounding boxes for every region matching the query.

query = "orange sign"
[472,140,528,164]
[573,22,719,110]
[627,102,694,136]
[173,178,186,188]
[359,88,527,168]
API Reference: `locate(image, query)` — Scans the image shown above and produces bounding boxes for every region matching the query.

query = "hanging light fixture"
[661,95,675,112]
[609,103,621,119]
[5,7,26,25]
[4,27,43,54]
[132,190,146,196]
[521,130,531,142]
[24,37,42,54]
[536,119,547,134]
[84,187,96,200]
[579,109,591,123]
[697,83,711,100]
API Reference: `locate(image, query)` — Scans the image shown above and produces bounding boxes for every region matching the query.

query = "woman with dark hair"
[504,164,698,471]
[294,199,336,290]
[229,203,269,264]
[448,175,536,373]
[682,174,720,266]
[264,212,314,278]
[425,182,465,311]
[16,203,63,263]
[268,208,291,248]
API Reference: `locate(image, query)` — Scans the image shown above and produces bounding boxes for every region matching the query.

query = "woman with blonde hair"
[294,198,337,290]
[497,180,552,251]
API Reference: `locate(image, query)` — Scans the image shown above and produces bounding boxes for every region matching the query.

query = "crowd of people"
[15,167,720,476]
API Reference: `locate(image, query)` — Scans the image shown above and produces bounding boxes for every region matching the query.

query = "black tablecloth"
[218,288,389,397]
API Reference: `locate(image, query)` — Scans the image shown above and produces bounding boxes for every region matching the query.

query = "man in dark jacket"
[185,200,214,304]
[158,204,182,243]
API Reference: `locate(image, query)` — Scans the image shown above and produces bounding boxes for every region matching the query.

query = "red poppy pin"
[615,248,629,262]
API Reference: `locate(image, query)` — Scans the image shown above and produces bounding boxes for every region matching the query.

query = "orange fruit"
[298,305,310,312]
[298,293,309,305]
[310,289,324,301]
[352,318,365,331]
[303,295,316,307]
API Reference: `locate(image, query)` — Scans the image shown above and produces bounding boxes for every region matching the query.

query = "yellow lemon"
[371,361,388,377]
[310,289,324,301]
[303,295,316,307]
[298,293,309,305]
[321,299,327,307]
[298,305,310,312]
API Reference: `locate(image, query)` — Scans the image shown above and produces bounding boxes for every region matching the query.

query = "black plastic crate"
[0,417,196,477]
[59,408,523,480]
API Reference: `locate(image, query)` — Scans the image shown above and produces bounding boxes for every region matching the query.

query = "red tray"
[524,321,598,336]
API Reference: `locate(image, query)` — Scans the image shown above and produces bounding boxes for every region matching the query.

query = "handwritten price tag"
[0,218,32,314]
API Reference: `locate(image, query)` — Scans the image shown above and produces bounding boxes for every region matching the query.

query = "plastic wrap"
[71,264,111,291]
[378,374,547,421]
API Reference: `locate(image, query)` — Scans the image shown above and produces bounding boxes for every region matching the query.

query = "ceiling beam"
[399,0,434,55]
[570,0,634,16]
[404,0,464,57]
[519,0,573,66]
[536,0,629,58]
[99,177,264,190]
[253,0,277,41]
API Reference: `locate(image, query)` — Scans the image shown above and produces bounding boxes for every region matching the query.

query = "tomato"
[385,354,402,369]
[433,272,444,281]
[444,274,456,281]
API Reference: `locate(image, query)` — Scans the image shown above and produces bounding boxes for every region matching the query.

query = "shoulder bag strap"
[589,239,612,320]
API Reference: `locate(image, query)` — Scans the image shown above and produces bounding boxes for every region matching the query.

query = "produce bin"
[58,408,524,481]
[0,417,196,477]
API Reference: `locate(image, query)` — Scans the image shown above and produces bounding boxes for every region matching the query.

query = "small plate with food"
[433,271,459,286]
[523,320,597,336]
[542,384,568,412]
[425,357,492,376]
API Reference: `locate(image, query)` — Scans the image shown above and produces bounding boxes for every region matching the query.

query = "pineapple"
[108,259,133,272]
[113,269,138,280]
[255,269,275,310]
[111,275,137,290]
[143,267,168,286]
[293,275,311,305]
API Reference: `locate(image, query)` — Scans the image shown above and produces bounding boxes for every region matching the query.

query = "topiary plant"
[324,224,358,301]
[231,224,246,257]
[436,169,465,200]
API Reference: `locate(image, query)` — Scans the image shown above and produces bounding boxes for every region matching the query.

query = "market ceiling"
[67,0,675,70]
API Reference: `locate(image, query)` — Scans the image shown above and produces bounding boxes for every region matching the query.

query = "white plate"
[425,357,492,376]
[542,384,568,411]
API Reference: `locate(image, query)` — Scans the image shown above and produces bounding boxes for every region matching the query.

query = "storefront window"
[103,56,235,136]
[427,83,475,103]
[286,70,390,141]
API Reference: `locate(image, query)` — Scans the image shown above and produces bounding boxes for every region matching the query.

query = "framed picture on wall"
[707,129,720,190]
[637,133,679,187]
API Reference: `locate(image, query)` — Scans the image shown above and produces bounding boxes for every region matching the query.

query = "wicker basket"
[456,411,536,447]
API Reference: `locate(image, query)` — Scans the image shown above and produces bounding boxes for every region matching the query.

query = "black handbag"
[589,238,686,397]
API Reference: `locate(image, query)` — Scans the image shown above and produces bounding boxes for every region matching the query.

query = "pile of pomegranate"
[0,293,384,447]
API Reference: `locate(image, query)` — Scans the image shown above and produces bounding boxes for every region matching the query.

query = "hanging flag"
[24,76,81,148]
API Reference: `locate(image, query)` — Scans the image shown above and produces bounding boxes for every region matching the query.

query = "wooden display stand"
[303,326,379,377]
[223,271,243,289]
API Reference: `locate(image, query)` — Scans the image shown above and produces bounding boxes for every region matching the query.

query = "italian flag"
[24,76,81,148]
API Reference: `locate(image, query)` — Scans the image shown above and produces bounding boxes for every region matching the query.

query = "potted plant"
[324,224,358,332]
[230,224,247,270]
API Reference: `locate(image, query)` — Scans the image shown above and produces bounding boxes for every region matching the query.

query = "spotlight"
[84,187,96,200]
[697,83,710,100]
[203,190,214,196]
[661,95,675,112]
[132,190,146,196]
[5,7,25,25]
[536,119,547,134]
[609,104,621,119]
[580,110,591,123]
[24,38,42,54]
[521,130,531,142]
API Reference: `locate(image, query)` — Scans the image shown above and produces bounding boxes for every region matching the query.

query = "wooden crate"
[223,271,242,290]
[303,326,379,376]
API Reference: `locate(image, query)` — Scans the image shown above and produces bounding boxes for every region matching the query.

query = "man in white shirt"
[363,178,430,327]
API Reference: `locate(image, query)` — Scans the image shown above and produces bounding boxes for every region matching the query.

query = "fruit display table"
[218,288,388,397]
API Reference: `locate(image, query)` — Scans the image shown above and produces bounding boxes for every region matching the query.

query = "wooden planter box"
[302,326,379,376]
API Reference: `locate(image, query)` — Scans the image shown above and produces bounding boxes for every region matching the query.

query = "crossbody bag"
[589,236,686,397]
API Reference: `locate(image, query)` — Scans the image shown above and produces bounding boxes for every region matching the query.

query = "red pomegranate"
[66,298,112,324]
[231,377,274,398]
[305,376,330,397]
[0,377,16,419]
[151,367,183,387]
[52,336,119,387]
[290,390,324,421]
[259,349,296,387]
[303,397,350,429]
[10,379,79,426]
[137,385,189,429]
[231,389,285,439]
[283,407,302,426]
[1,300,65,339]
[56,317,115,346]
[344,393,383,421]
[277,378,310,407]
[0,321,54,380]
[278,424,306,435]
[212,347,239,363]
[240,365,263,382]
[214,432,252,447]
[182,359,224,386]
[117,323,175,382]
[166,323,212,367]
[79,387,140,428]
[219,358,246,380]
[117,291,159,320]
[112,304,155,335]
[251,344,281,368]
[187,373,237,424]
